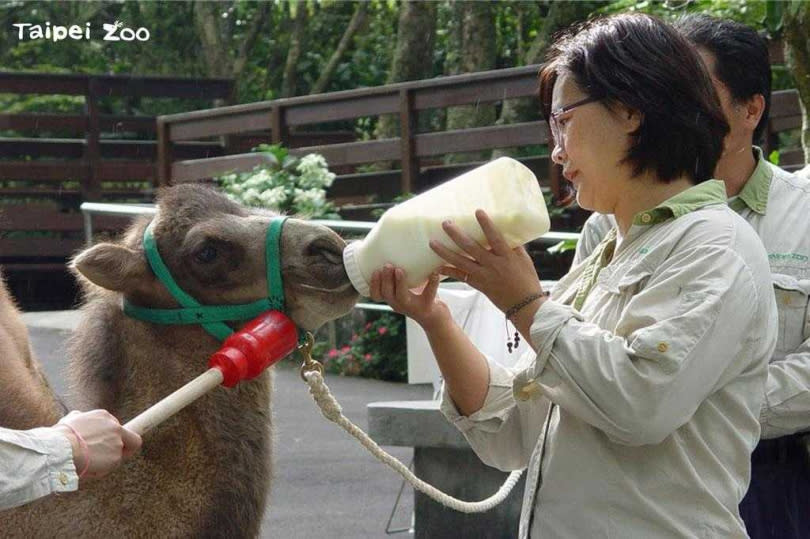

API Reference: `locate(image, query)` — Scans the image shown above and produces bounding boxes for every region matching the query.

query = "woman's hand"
[370,265,450,330]
[431,209,543,313]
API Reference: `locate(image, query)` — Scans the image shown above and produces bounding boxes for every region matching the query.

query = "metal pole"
[82,210,93,247]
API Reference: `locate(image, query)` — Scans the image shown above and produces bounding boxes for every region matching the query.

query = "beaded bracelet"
[60,423,91,478]
[505,292,545,320]
[504,292,545,353]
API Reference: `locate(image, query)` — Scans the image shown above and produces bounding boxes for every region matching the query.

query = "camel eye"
[195,245,218,264]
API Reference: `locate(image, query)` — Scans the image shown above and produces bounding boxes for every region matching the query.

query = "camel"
[0,273,64,430]
[0,184,359,538]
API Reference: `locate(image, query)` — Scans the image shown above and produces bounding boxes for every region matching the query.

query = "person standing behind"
[573,15,810,539]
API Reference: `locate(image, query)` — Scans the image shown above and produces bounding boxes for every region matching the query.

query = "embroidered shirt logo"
[769,252,809,263]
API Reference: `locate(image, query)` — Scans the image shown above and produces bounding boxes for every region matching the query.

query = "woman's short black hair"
[539,13,729,184]
[674,14,771,144]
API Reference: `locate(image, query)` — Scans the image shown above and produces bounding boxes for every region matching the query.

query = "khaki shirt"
[0,426,78,510]
[442,180,777,538]
[576,150,810,438]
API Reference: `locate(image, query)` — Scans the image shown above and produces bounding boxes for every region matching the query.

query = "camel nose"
[304,233,352,289]
[309,240,345,266]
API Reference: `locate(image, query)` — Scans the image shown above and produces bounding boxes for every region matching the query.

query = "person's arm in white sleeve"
[369,265,545,471]
[529,245,773,446]
[0,409,142,511]
[0,426,78,511]
[760,340,810,438]
[440,346,550,471]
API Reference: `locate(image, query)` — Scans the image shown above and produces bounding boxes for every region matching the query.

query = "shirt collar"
[728,146,771,215]
[631,179,727,227]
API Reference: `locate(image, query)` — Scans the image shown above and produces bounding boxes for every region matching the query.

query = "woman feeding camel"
[371,13,777,538]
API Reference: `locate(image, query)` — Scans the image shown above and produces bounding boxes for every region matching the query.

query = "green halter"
[123,216,289,342]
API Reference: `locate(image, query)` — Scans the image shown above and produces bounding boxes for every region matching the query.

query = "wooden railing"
[0,61,806,306]
[0,72,233,276]
[156,64,806,216]
[0,71,234,198]
[155,65,559,208]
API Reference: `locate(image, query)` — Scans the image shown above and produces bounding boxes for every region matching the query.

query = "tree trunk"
[233,3,270,82]
[431,0,466,135]
[194,2,231,79]
[194,2,267,102]
[443,0,465,77]
[492,1,596,158]
[375,0,437,140]
[783,0,810,167]
[281,2,308,98]
[444,1,497,164]
[310,3,368,95]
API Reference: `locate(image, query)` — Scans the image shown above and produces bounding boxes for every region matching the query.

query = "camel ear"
[71,243,151,293]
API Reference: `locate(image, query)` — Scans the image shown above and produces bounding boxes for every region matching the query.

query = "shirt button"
[640,213,652,224]
[58,472,68,486]
[517,380,541,401]
[657,342,669,353]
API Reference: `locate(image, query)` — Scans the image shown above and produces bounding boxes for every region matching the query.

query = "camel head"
[71,184,359,332]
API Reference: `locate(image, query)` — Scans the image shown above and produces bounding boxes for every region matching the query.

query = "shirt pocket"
[596,263,654,296]
[610,265,713,375]
[772,273,810,356]
[590,264,656,326]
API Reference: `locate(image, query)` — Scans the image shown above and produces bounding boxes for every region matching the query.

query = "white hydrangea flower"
[218,151,337,218]
[297,153,327,173]
[241,187,263,206]
[296,154,336,189]
[259,186,288,209]
[226,182,244,195]
[293,187,326,207]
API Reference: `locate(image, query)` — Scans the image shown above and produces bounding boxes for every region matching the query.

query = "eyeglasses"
[549,96,600,153]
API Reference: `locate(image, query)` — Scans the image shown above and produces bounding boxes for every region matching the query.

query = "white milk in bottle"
[342,157,550,296]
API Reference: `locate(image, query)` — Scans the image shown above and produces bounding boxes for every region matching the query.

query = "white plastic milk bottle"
[342,157,550,296]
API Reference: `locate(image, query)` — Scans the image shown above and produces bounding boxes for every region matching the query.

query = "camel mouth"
[297,282,356,294]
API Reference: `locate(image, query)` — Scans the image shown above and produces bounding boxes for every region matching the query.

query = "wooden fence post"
[156,117,173,187]
[271,105,288,145]
[84,77,101,200]
[550,162,564,204]
[399,88,417,195]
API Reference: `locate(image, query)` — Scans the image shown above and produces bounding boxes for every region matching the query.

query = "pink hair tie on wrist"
[61,423,90,478]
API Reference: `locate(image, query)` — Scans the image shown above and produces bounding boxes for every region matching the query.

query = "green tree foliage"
[782,1,810,163]
[1,0,806,155]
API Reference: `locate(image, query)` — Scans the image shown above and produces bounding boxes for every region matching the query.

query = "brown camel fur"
[0,185,358,538]
[0,273,63,430]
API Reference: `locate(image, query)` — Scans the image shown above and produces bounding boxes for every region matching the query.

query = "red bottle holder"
[208,311,299,387]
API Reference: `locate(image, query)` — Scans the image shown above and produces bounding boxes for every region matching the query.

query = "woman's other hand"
[431,209,544,313]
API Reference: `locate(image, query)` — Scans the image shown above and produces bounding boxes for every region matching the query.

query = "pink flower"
[364,353,372,362]
[351,334,359,342]
[340,345,351,353]
[378,326,388,335]
[365,322,372,330]
[327,349,339,358]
